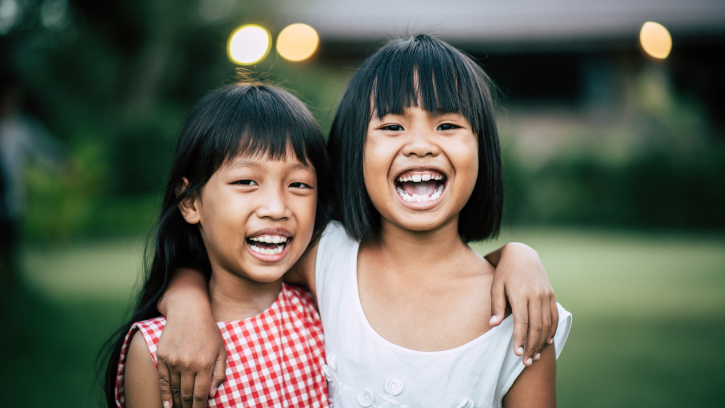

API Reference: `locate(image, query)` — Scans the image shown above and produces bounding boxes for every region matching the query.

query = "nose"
[401,127,441,158]
[255,185,290,220]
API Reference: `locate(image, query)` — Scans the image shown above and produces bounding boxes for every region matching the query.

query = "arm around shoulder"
[124,331,164,408]
[155,267,227,408]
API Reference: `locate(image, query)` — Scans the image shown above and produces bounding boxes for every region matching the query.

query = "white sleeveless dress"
[315,222,572,408]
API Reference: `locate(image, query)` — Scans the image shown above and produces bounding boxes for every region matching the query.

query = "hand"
[155,267,226,408]
[487,242,558,367]
[156,309,226,408]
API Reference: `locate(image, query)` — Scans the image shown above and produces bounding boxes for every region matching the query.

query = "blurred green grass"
[2,228,724,407]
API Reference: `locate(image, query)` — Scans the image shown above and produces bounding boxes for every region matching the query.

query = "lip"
[391,165,449,211]
[246,227,292,239]
[246,227,293,263]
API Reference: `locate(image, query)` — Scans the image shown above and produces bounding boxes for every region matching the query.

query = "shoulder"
[458,246,495,281]
[124,331,163,408]
[320,221,356,247]
[317,221,358,260]
[503,340,557,408]
[127,330,154,365]
[315,221,358,279]
[134,317,167,349]
[280,284,325,343]
[283,284,318,311]
[494,302,572,404]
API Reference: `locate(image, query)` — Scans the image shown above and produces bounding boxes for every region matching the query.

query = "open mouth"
[394,170,447,203]
[246,234,290,256]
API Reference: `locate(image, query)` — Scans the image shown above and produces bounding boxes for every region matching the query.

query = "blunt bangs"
[328,34,503,243]
[182,84,322,177]
[370,35,492,137]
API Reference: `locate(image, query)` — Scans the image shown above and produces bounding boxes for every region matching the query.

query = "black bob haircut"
[101,82,331,406]
[327,34,503,243]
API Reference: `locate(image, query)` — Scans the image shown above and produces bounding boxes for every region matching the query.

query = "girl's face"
[364,106,478,234]
[180,150,317,283]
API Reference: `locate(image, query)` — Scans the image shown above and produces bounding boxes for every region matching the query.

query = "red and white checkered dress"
[115,283,328,407]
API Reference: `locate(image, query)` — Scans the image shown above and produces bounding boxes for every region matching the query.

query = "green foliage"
[504,145,725,229]
[24,135,159,240]
[6,229,725,407]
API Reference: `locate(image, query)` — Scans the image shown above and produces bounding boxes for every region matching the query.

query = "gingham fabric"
[115,284,328,407]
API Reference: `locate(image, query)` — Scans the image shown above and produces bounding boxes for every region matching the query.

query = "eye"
[437,123,461,131]
[290,182,313,189]
[233,180,258,186]
[380,124,404,131]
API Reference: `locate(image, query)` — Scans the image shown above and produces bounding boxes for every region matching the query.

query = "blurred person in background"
[0,71,66,284]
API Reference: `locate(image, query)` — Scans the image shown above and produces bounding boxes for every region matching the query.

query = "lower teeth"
[397,185,444,202]
[250,244,285,255]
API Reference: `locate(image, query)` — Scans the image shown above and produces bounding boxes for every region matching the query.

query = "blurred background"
[1,0,724,406]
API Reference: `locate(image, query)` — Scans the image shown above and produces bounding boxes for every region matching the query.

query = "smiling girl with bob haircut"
[103,83,332,407]
[315,34,572,407]
[156,35,571,408]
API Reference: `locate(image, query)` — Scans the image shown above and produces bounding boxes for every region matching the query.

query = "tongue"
[402,180,436,196]
[253,241,279,249]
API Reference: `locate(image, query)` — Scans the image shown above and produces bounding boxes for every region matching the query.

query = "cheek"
[292,195,318,243]
[362,137,396,199]
[453,140,479,197]
[198,187,247,237]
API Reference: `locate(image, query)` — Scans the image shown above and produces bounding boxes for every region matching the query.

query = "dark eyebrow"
[290,162,315,174]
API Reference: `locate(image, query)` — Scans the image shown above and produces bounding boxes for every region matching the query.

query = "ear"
[177,177,201,224]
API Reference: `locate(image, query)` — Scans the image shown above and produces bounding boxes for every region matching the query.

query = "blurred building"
[274,0,725,156]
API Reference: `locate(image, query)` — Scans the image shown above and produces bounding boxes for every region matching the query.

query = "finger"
[511,298,529,359]
[523,298,543,367]
[548,294,559,344]
[181,372,195,408]
[157,361,173,408]
[210,345,227,399]
[191,373,211,408]
[170,369,183,408]
[489,281,507,327]
[535,295,552,361]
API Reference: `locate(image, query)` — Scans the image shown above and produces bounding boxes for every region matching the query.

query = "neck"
[372,215,470,277]
[208,267,283,322]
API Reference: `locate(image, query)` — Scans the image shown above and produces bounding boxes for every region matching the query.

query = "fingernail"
[164,401,171,408]
[517,347,524,355]
[535,353,541,360]
[548,338,554,344]
[489,316,497,325]
[526,358,532,365]
[210,385,217,398]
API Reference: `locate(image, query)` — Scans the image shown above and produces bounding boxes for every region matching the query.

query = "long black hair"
[100,82,331,406]
[327,34,503,243]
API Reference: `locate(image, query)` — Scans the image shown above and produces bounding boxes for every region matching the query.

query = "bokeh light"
[228,24,271,65]
[276,23,319,62]
[640,22,672,59]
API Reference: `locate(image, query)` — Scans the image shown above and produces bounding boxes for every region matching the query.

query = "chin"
[246,268,287,283]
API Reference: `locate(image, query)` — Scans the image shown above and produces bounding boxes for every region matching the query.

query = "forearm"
[154,268,224,407]
[485,242,538,268]
[157,267,210,317]
[487,241,556,365]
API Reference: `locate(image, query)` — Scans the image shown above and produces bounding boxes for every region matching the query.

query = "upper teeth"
[397,173,444,182]
[249,235,288,243]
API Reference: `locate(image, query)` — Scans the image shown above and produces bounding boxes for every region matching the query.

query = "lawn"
[2,228,724,407]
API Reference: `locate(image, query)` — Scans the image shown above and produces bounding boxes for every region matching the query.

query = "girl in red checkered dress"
[102,83,332,408]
